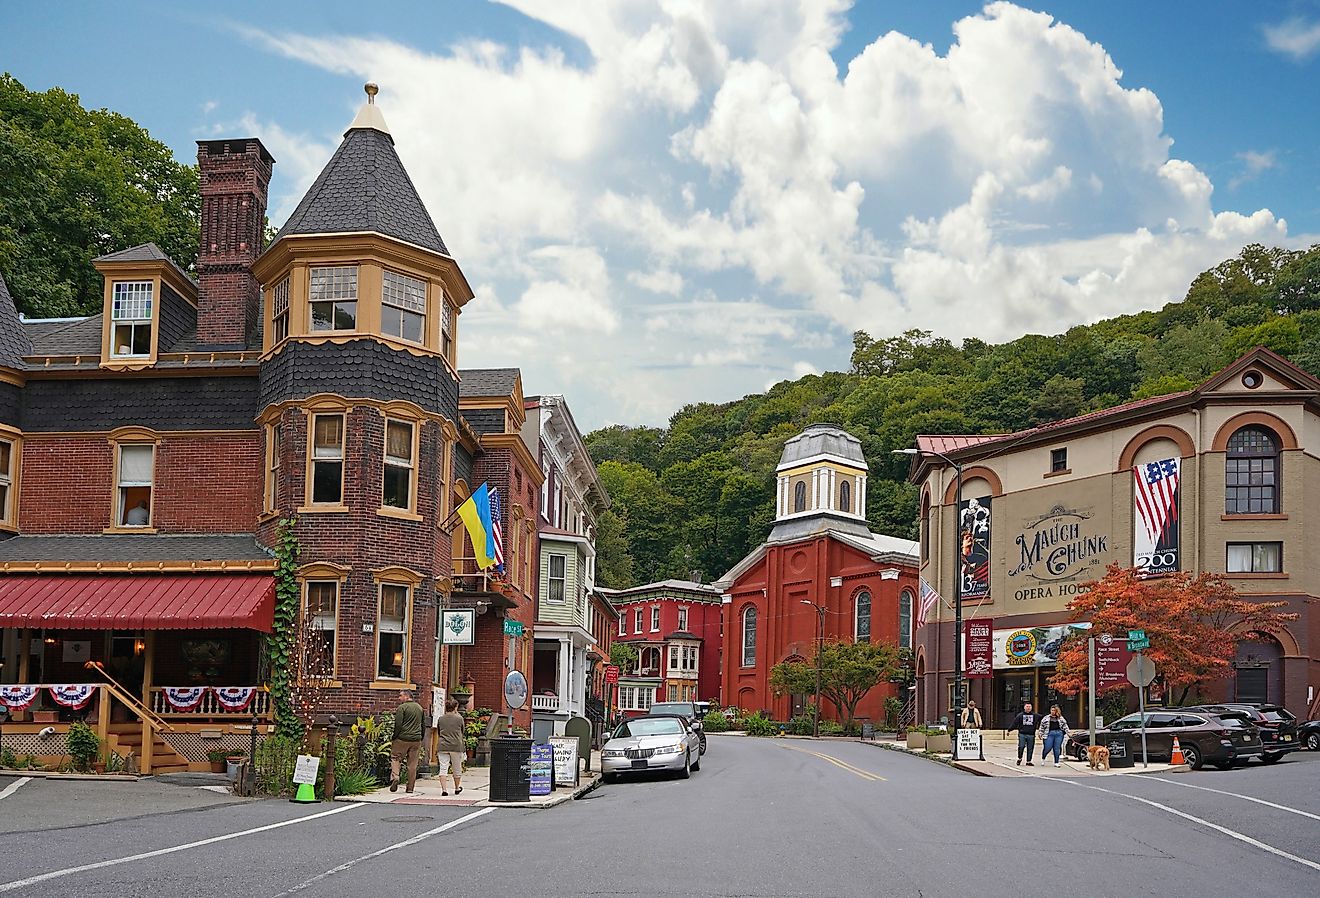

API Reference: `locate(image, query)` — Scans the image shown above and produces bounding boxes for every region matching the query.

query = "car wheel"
[699,735,707,756]
[1180,744,1202,770]
[1306,733,1320,752]
[1259,752,1282,765]
[678,752,691,779]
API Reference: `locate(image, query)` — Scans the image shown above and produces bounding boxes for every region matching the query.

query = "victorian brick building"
[0,87,532,767]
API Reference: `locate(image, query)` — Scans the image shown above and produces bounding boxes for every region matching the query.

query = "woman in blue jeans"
[1038,704,1070,767]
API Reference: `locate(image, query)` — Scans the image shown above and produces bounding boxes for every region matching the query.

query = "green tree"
[0,75,201,317]
[593,508,635,588]
[609,642,638,673]
[769,639,903,731]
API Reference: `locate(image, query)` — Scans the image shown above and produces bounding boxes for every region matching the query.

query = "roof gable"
[1197,345,1320,395]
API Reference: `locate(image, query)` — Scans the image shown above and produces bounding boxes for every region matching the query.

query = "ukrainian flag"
[457,483,497,569]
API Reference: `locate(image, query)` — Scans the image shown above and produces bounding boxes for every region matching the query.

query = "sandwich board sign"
[954,728,983,761]
[550,736,579,787]
[528,742,553,796]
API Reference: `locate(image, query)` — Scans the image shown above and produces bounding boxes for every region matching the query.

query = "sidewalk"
[870,734,1189,778]
[347,750,602,808]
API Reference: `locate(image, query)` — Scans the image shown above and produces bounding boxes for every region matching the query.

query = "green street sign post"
[1127,629,1149,651]
[503,619,524,637]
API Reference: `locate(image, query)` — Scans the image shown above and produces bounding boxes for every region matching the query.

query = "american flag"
[916,578,941,629]
[1134,458,1179,546]
[489,488,506,574]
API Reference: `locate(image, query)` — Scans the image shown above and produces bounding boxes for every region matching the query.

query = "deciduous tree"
[770,639,903,731]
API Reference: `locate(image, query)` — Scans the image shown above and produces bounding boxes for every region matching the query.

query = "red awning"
[0,574,275,631]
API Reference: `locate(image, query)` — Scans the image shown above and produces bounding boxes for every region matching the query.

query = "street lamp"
[801,599,825,738]
[894,446,964,741]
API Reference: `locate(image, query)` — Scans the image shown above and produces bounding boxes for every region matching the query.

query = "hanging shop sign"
[1133,458,1180,576]
[441,609,476,645]
[958,496,992,600]
[963,618,994,678]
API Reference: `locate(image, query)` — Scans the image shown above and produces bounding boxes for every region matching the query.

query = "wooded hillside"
[587,243,1320,589]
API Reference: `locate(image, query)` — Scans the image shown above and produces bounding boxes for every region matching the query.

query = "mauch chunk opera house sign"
[1008,504,1110,601]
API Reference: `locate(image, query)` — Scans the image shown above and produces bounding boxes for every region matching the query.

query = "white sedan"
[600,715,702,782]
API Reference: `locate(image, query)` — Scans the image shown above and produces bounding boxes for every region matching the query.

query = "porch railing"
[531,694,560,712]
[149,686,271,718]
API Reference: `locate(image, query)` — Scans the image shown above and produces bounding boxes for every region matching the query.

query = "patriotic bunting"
[162,686,208,712]
[0,685,40,711]
[213,686,256,712]
[48,684,97,710]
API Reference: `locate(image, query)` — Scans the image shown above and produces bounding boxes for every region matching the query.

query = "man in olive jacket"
[390,689,425,793]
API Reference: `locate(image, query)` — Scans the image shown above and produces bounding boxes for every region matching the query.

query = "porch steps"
[110,725,190,774]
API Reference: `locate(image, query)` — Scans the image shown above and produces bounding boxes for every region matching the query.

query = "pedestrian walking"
[390,689,425,793]
[1007,701,1039,766]
[960,700,983,729]
[1038,704,1070,767]
[434,697,467,796]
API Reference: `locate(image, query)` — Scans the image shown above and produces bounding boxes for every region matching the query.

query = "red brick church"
[716,425,919,727]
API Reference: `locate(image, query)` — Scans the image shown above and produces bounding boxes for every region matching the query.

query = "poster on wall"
[1133,457,1180,576]
[992,622,1091,669]
[958,496,992,599]
[963,618,994,678]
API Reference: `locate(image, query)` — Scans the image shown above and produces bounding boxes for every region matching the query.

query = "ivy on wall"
[267,518,303,741]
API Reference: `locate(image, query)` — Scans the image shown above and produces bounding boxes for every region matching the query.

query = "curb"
[859,738,973,774]
[0,770,139,782]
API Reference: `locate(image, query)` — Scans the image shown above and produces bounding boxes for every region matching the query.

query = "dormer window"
[271,277,290,343]
[309,266,358,331]
[111,281,153,357]
[382,269,426,343]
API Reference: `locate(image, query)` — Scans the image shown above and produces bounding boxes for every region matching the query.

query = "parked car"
[1299,718,1320,752]
[601,714,702,782]
[647,701,706,754]
[1067,711,1263,770]
[1180,703,1300,763]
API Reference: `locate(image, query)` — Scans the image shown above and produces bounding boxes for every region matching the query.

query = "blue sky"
[5,2,1320,428]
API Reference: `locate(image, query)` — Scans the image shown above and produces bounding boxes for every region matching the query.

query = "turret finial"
[365,82,379,104]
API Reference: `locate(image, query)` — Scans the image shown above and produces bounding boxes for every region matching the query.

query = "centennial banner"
[963,618,994,678]
[1133,457,1180,576]
[958,496,992,599]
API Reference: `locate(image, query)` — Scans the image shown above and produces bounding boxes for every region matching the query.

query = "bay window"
[548,553,566,602]
[382,269,426,344]
[309,266,358,331]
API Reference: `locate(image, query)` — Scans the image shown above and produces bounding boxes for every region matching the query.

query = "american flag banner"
[489,487,506,574]
[1133,457,1180,575]
[916,578,941,629]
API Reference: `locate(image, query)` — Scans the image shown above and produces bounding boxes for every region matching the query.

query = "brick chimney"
[195,139,274,347]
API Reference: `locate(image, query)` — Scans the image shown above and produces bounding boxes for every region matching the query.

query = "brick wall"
[196,139,272,347]
[18,437,114,532]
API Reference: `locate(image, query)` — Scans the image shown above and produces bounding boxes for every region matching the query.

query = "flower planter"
[904,731,926,750]
[926,733,952,753]
[210,760,227,774]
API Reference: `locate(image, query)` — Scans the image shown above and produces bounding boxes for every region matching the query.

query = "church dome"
[778,423,866,469]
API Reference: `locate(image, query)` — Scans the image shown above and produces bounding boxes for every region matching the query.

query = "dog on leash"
[1086,744,1111,770]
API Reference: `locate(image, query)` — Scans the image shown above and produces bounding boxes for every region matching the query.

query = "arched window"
[1226,426,1280,514]
[793,482,807,513]
[639,646,660,675]
[898,589,913,650]
[839,481,851,513]
[741,606,757,667]
[854,591,871,643]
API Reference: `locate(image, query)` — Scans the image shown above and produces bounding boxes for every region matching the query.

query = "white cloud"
[1230,149,1278,189]
[1263,17,1320,60]
[239,1,1297,427]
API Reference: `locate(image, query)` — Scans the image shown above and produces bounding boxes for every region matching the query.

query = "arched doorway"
[1234,634,1283,704]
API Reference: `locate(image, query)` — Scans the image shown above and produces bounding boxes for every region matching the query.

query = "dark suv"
[1181,703,1300,763]
[1068,710,1263,770]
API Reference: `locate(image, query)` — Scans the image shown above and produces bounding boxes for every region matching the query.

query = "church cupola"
[774,424,868,523]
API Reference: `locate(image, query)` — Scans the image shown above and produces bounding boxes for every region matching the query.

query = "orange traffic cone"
[1171,735,1186,766]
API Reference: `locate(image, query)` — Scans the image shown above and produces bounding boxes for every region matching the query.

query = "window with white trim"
[899,589,913,650]
[310,414,344,504]
[0,439,13,525]
[377,584,410,680]
[668,644,679,671]
[634,608,643,634]
[618,614,626,637]
[383,420,414,510]
[111,281,153,357]
[117,444,154,527]
[309,266,358,331]
[650,606,661,632]
[619,685,654,712]
[548,553,566,602]
[741,606,757,667]
[677,606,688,630]
[271,277,290,344]
[381,269,426,343]
[1226,542,1282,573]
[667,683,679,701]
[305,581,338,674]
[639,646,660,675]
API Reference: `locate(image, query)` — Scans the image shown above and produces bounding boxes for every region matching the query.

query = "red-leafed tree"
[1050,564,1297,706]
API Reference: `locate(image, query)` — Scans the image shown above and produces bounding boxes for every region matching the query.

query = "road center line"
[0,802,363,893]
[777,744,885,781]
[1126,774,1320,822]
[0,778,31,801]
[1046,777,1320,873]
[269,806,498,897]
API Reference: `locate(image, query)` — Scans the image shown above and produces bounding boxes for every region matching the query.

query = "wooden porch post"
[95,685,110,748]
[140,632,156,774]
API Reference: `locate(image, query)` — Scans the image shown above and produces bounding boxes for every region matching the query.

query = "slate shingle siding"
[0,382,21,428]
[460,407,505,435]
[158,283,197,354]
[272,128,449,256]
[21,376,260,431]
[258,339,459,421]
[454,443,473,489]
[0,273,33,367]
[23,315,103,357]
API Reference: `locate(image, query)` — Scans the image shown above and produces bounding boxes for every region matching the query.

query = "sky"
[5,1,1320,429]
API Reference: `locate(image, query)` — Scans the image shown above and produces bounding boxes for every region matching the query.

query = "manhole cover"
[380,816,434,823]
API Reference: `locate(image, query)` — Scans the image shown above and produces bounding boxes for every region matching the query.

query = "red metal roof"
[0,574,275,631]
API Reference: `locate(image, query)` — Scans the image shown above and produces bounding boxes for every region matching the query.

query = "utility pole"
[801,600,826,738]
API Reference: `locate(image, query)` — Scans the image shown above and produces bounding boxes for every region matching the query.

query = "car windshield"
[649,703,695,717]
[615,718,683,738]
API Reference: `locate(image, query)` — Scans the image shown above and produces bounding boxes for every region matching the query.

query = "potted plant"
[926,728,952,753]
[207,750,228,774]
[452,686,473,710]
[904,727,927,750]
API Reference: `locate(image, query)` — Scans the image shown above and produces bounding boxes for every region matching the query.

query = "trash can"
[1102,732,1135,769]
[489,736,533,803]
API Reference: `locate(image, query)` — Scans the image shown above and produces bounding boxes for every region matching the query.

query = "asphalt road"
[0,739,1316,897]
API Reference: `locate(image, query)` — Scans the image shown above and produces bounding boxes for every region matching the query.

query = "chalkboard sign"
[550,736,579,787]
[528,742,553,796]
[1106,738,1127,759]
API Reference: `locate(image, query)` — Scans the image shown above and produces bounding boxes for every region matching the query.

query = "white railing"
[531,694,560,711]
[149,686,271,718]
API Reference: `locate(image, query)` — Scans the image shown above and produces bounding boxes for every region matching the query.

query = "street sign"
[604,665,620,685]
[503,670,528,709]
[1127,629,1146,641]
[503,619,524,637]
[1129,639,1150,651]
[1126,655,1157,688]
[1097,639,1132,691]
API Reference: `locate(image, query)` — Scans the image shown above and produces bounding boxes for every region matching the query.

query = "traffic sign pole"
[1136,654,1148,767]
[1088,636,1097,748]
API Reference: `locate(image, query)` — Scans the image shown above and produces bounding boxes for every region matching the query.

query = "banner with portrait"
[958,496,992,599]
[1133,457,1180,576]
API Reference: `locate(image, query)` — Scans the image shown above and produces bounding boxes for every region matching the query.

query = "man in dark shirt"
[1007,702,1039,766]
[390,689,425,792]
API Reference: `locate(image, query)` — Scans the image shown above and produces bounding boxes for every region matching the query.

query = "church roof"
[272,88,449,257]
[778,423,866,470]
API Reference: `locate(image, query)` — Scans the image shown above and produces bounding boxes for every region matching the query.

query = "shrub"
[67,721,100,772]
[788,714,815,736]
[884,696,903,731]
[1,746,17,768]
[255,734,301,797]
[330,766,377,796]
[742,711,778,737]
[701,710,729,733]
[819,720,844,737]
